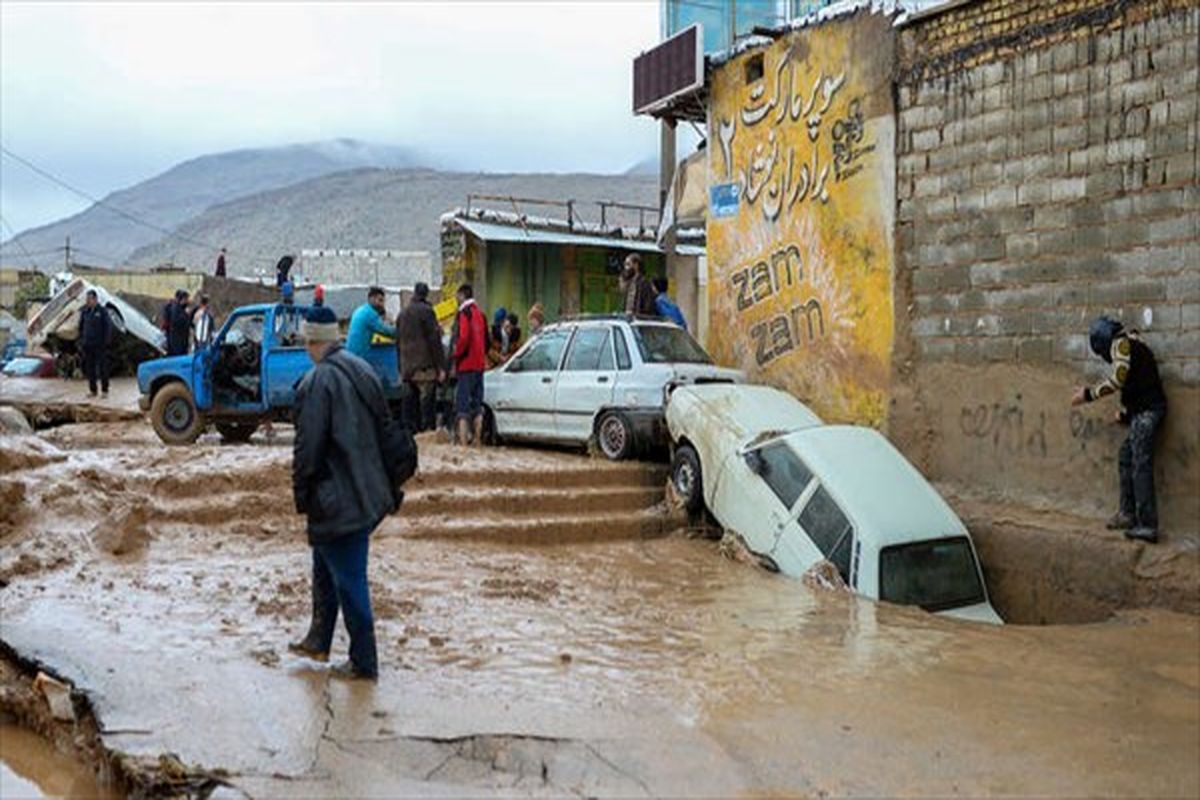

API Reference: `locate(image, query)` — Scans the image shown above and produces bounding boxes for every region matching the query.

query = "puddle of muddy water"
[0,722,120,800]
[2,422,1199,797]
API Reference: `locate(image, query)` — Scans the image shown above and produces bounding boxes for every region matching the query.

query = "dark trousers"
[307,528,378,676]
[404,378,438,432]
[81,345,109,394]
[1118,408,1165,531]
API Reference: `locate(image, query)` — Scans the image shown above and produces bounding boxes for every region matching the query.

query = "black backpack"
[330,360,418,509]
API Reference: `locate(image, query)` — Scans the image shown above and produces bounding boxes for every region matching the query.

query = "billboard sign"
[633,24,704,116]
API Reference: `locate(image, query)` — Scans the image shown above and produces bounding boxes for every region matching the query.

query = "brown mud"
[0,418,1198,796]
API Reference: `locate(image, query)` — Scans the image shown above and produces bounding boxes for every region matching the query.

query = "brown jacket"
[396,297,445,380]
[621,272,657,316]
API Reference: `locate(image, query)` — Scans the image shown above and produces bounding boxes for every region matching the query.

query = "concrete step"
[386,506,681,545]
[410,464,668,491]
[401,485,664,517]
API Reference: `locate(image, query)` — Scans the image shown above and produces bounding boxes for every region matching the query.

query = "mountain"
[125,168,660,279]
[624,156,660,176]
[0,139,423,268]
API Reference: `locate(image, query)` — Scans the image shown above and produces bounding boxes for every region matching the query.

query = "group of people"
[340,282,547,446]
[160,290,215,356]
[619,253,687,329]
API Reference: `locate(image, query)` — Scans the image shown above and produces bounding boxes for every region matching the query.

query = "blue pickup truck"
[137,303,400,444]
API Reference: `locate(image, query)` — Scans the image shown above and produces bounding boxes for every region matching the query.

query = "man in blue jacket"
[289,306,396,680]
[652,277,688,330]
[346,286,396,358]
[78,289,112,397]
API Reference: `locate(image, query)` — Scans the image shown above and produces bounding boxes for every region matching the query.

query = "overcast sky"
[0,1,669,234]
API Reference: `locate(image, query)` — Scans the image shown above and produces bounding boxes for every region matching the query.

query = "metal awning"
[451,218,704,257]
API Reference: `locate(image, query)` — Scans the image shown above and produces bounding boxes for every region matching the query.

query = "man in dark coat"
[215,248,227,278]
[288,306,395,680]
[619,253,657,317]
[396,282,445,432]
[162,290,192,356]
[78,289,112,397]
[1071,316,1168,543]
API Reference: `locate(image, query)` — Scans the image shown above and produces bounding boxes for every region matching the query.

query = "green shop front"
[441,217,690,324]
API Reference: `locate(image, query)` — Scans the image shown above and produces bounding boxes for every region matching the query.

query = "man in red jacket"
[452,283,488,446]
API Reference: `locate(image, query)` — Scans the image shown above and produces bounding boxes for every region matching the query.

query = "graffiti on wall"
[706,13,895,426]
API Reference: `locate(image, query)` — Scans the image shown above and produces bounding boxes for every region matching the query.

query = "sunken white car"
[484,316,742,459]
[666,384,1002,624]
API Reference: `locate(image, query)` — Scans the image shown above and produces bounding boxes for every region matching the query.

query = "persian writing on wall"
[706,13,896,426]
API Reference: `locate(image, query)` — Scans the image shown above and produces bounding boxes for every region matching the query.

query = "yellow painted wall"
[706,12,896,427]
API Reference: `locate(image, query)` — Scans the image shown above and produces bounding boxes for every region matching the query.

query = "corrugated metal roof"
[451,218,705,257]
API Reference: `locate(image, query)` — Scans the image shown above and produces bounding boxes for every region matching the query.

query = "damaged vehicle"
[483,316,742,460]
[667,384,1003,624]
[138,302,401,444]
[26,276,165,376]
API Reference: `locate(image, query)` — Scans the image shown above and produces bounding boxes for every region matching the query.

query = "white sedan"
[484,317,742,459]
[666,384,1003,624]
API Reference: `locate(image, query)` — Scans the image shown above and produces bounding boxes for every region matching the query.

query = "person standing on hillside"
[288,305,395,681]
[1071,316,1168,544]
[347,286,396,358]
[451,283,488,446]
[78,289,112,398]
[396,282,445,433]
[215,247,227,278]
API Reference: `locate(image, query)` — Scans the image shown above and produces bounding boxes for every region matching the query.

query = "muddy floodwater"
[0,416,1197,796]
[0,723,119,799]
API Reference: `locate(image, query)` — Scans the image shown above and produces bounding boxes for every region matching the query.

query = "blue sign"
[710,183,740,219]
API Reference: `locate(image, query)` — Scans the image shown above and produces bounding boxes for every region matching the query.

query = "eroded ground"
[0,410,1198,797]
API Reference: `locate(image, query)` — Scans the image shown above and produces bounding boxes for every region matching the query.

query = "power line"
[0,145,226,255]
[2,145,326,273]
[0,213,40,269]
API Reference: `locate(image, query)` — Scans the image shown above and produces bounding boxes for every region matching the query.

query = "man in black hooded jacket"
[1071,316,1167,543]
[288,305,396,680]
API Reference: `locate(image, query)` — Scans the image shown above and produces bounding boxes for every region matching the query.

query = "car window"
[564,328,613,371]
[509,329,569,372]
[799,486,854,583]
[750,440,813,510]
[879,537,985,612]
[224,313,264,346]
[631,324,712,364]
[613,327,632,370]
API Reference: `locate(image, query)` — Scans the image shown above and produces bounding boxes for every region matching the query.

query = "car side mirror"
[507,360,523,373]
[744,450,765,475]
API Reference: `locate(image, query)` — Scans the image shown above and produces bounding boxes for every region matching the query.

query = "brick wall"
[891,0,1199,531]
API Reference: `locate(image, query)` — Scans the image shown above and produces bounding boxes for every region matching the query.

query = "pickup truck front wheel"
[150,382,204,445]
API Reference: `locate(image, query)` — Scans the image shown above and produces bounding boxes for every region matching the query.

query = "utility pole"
[65,236,71,271]
[659,117,678,306]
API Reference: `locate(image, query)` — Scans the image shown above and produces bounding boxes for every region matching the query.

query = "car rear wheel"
[596,410,633,461]
[671,444,704,514]
[215,420,258,444]
[150,382,204,445]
